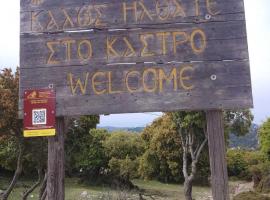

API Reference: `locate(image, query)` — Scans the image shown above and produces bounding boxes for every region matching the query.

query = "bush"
[227,149,249,179]
[233,191,270,200]
[227,150,266,180]
[248,160,270,188]
[109,156,140,180]
[256,175,270,193]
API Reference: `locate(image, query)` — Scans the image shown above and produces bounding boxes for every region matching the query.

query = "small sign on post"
[23,89,56,137]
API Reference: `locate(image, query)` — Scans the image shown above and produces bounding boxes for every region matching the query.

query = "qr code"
[32,109,47,125]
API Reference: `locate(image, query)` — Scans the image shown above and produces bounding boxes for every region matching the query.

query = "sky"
[0,0,269,127]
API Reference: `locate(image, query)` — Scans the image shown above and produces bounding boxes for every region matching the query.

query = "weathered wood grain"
[19,60,252,116]
[19,0,252,118]
[20,21,248,68]
[206,110,230,200]
[47,117,65,200]
[20,0,245,33]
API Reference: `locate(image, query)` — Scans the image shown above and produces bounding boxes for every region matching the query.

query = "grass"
[0,176,212,200]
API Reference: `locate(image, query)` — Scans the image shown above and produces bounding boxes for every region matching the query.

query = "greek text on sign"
[19,0,253,117]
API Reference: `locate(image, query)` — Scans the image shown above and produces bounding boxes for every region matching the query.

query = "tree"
[171,111,208,200]
[74,128,109,180]
[259,118,270,159]
[65,115,99,176]
[104,131,145,182]
[139,114,183,182]
[0,68,24,200]
[103,131,145,160]
[170,110,253,200]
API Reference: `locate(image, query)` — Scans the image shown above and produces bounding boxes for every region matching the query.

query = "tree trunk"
[22,168,42,200]
[184,179,193,200]
[1,141,24,200]
[39,172,47,200]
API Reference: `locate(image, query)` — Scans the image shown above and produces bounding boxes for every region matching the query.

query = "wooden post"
[206,110,230,200]
[47,117,65,200]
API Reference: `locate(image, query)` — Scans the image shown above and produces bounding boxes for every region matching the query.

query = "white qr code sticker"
[32,109,47,125]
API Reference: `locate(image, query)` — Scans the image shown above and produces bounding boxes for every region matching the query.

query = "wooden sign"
[23,89,56,137]
[21,0,245,33]
[19,0,253,117]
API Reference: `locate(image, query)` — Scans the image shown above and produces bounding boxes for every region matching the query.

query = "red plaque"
[23,89,56,137]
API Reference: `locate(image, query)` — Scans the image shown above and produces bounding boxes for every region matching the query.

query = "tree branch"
[195,138,208,162]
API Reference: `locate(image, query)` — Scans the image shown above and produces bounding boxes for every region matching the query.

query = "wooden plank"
[20,21,248,68]
[20,0,245,33]
[206,110,230,200]
[19,60,252,116]
[47,117,65,200]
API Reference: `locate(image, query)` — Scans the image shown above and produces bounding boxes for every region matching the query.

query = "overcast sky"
[0,0,269,127]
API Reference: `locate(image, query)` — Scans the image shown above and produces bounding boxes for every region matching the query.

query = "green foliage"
[139,114,183,182]
[109,156,139,180]
[22,138,47,174]
[227,149,249,179]
[249,161,270,189]
[104,131,145,180]
[259,118,270,159]
[68,128,109,178]
[0,136,18,171]
[103,131,145,160]
[0,68,47,175]
[65,116,100,175]
[227,150,266,180]
[138,150,159,180]
[233,191,270,200]
[224,110,254,137]
[0,68,22,137]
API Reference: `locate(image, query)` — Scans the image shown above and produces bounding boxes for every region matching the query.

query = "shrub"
[249,161,270,188]
[233,191,270,200]
[227,150,266,180]
[256,175,270,193]
[227,149,249,179]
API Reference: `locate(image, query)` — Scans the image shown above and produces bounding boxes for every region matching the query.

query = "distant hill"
[229,123,259,149]
[98,126,144,133]
[99,124,259,149]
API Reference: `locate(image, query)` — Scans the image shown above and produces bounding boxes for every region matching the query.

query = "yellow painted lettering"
[68,72,89,95]
[140,33,155,57]
[172,0,186,17]
[156,0,170,21]
[206,0,221,15]
[78,40,93,60]
[159,68,177,92]
[94,5,107,27]
[47,41,60,64]
[190,29,206,54]
[92,71,107,95]
[108,72,123,94]
[156,32,170,55]
[173,31,189,54]
[107,37,120,58]
[138,2,153,21]
[62,40,75,61]
[123,2,137,23]
[123,37,136,57]
[125,70,141,93]
[31,11,43,31]
[143,68,158,93]
[180,66,194,90]
[195,0,200,16]
[46,11,59,30]
[62,9,75,29]
[77,6,93,27]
